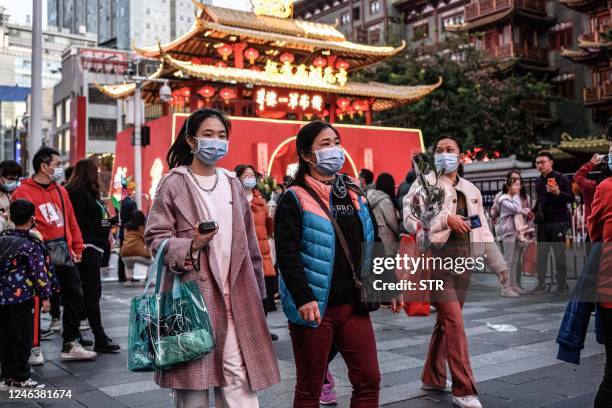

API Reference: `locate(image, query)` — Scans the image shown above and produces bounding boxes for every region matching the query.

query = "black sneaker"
[554,285,569,297]
[94,336,121,353]
[531,285,547,295]
[78,336,94,347]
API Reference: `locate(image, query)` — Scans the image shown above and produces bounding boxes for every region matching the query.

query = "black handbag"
[300,183,380,315]
[46,188,74,268]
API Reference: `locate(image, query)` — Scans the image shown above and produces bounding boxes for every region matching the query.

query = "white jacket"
[402,173,507,274]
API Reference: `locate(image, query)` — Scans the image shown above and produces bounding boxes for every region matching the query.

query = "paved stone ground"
[0,272,605,408]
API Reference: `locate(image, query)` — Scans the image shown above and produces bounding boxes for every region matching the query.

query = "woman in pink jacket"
[144,108,280,408]
[403,136,508,408]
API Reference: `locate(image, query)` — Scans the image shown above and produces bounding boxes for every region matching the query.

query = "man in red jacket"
[12,147,96,361]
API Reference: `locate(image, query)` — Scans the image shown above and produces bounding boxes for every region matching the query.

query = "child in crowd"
[120,211,152,286]
[0,199,57,389]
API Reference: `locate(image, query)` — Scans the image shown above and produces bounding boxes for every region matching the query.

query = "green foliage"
[356,37,553,160]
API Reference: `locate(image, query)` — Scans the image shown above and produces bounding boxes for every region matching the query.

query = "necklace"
[187,166,218,193]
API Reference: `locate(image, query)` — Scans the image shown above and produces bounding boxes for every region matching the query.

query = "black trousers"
[0,299,34,382]
[536,222,568,287]
[77,247,105,340]
[596,307,612,408]
[49,291,61,320]
[55,264,84,343]
[117,236,126,282]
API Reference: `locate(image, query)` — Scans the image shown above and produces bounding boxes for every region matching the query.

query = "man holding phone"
[532,152,574,296]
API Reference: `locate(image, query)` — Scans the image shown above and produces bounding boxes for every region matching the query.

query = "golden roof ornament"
[251,0,294,19]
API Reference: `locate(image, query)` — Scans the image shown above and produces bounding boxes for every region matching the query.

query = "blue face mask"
[314,146,345,176]
[434,153,460,173]
[2,180,19,192]
[608,154,612,172]
[195,138,228,165]
[242,177,257,190]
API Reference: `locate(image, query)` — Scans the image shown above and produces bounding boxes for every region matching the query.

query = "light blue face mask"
[434,153,460,173]
[314,146,345,176]
[195,138,228,165]
[608,154,612,172]
[2,180,19,192]
[242,177,257,190]
[51,167,64,182]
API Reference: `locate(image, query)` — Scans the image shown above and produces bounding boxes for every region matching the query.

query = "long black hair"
[292,121,340,186]
[166,108,231,169]
[376,172,396,203]
[125,210,147,231]
[502,170,528,200]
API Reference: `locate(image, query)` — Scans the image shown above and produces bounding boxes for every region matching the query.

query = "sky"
[0,0,250,26]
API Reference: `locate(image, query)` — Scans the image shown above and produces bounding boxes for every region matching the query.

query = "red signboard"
[69,96,87,165]
[112,114,424,212]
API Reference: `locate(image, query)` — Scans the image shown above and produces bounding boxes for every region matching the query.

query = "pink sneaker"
[319,383,337,405]
[325,369,335,388]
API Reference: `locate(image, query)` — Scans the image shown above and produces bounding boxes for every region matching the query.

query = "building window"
[549,27,573,51]
[370,0,381,15]
[341,12,350,26]
[413,23,429,40]
[89,118,117,141]
[553,79,575,99]
[55,104,62,128]
[146,23,151,29]
[88,86,116,105]
[353,7,360,21]
[369,28,381,44]
[442,13,464,30]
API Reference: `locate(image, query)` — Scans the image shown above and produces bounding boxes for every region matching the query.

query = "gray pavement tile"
[72,390,127,408]
[508,390,569,408]
[114,389,172,407]
[541,391,596,408]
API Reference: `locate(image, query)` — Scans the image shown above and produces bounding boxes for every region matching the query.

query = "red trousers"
[422,270,478,397]
[289,304,380,408]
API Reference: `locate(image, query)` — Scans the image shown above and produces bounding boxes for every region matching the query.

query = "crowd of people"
[0,107,610,408]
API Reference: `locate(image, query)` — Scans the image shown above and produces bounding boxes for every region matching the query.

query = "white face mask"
[49,167,64,182]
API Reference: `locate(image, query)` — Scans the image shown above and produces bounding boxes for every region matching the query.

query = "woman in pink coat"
[144,108,280,408]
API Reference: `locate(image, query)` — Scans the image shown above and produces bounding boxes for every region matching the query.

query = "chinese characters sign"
[255,88,325,113]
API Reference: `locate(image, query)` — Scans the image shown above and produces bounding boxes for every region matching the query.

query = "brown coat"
[120,227,151,259]
[250,190,275,277]
[144,166,280,391]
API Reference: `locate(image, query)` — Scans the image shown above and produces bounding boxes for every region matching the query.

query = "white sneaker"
[452,395,482,408]
[48,318,61,332]
[60,341,97,361]
[28,347,44,366]
[5,378,45,389]
[0,380,8,392]
[79,320,90,331]
[500,288,520,298]
[421,380,452,392]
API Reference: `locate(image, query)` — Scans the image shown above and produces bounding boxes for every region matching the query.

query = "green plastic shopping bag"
[127,239,215,372]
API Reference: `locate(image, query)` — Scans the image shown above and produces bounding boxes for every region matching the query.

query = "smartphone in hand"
[198,220,218,234]
[463,214,482,229]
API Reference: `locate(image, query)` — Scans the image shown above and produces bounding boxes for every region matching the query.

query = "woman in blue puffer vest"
[274,121,403,408]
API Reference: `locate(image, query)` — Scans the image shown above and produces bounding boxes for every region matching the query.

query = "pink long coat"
[144,165,281,391]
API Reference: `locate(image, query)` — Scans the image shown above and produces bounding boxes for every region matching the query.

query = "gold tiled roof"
[132,4,405,69]
[94,82,137,98]
[559,134,611,153]
[578,37,612,49]
[161,54,442,110]
[560,47,601,62]
[95,56,443,111]
[196,3,346,42]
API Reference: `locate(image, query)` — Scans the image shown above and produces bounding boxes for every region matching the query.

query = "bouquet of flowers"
[407,155,446,251]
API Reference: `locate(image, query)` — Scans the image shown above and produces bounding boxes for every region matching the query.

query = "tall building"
[293,0,403,44]
[394,0,470,53]
[0,6,96,162]
[560,0,611,126]
[448,0,600,138]
[48,0,212,49]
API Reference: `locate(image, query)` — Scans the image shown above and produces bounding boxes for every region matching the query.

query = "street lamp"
[125,58,171,209]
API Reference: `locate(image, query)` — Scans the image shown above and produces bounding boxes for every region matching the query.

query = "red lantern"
[198,86,215,99]
[190,57,202,65]
[244,47,260,64]
[216,43,233,61]
[313,56,327,68]
[336,59,349,70]
[280,52,295,64]
[336,97,350,110]
[219,87,237,102]
[352,99,369,112]
[215,61,228,68]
